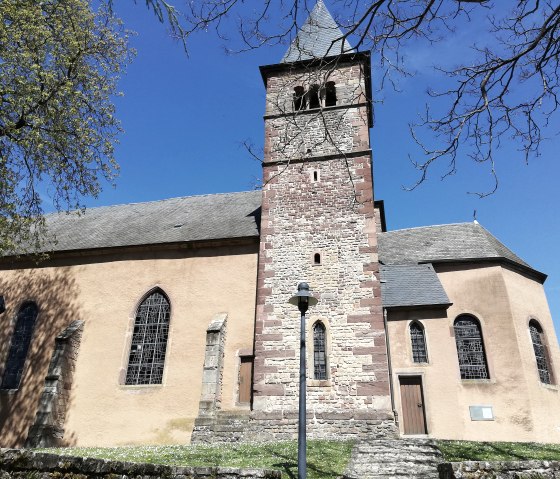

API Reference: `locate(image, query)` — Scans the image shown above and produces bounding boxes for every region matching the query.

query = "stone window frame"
[0,300,39,391]
[453,314,491,381]
[408,320,429,364]
[528,318,554,385]
[307,317,332,387]
[119,286,172,388]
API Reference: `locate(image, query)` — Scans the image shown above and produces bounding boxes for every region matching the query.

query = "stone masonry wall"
[263,61,370,163]
[0,449,280,479]
[438,460,560,478]
[253,55,394,440]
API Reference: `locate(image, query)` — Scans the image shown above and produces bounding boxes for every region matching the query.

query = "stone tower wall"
[252,55,395,439]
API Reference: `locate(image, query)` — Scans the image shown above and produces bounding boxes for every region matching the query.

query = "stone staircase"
[343,438,444,478]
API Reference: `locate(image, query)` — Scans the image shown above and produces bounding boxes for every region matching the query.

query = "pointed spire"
[281,0,354,63]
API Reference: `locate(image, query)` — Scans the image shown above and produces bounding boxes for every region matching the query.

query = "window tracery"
[125,290,170,385]
[1,302,38,390]
[454,315,489,380]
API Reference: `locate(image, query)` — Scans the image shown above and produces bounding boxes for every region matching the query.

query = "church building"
[0,1,558,448]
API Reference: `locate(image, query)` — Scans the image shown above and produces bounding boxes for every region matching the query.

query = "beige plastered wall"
[388,262,560,443]
[0,242,258,447]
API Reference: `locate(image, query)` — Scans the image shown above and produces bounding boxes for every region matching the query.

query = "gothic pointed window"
[313,321,327,380]
[410,321,428,363]
[529,320,552,384]
[454,315,489,380]
[125,290,170,385]
[1,302,38,390]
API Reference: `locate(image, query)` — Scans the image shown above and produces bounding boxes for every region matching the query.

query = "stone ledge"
[0,449,280,479]
[438,460,560,478]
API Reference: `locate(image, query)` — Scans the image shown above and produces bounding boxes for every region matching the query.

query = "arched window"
[410,321,428,363]
[125,290,170,385]
[454,315,489,380]
[313,321,327,380]
[293,86,306,111]
[324,81,337,106]
[1,302,38,389]
[308,84,320,109]
[529,320,552,384]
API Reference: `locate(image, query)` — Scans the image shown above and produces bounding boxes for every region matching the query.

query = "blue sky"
[83,2,560,336]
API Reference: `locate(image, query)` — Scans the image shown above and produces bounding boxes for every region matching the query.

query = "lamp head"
[288,282,318,312]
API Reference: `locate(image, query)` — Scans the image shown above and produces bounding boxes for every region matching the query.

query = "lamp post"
[289,282,318,479]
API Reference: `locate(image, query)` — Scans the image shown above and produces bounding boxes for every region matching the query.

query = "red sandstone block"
[254,384,285,396]
[356,381,390,396]
[353,347,375,355]
[260,334,284,341]
[347,314,372,323]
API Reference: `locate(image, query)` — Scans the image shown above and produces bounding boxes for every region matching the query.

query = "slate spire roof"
[281,0,354,63]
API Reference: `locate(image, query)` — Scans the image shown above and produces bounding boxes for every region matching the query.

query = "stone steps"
[343,438,444,478]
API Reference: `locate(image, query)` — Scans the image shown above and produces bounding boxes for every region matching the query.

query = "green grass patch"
[38,440,354,479]
[437,440,560,462]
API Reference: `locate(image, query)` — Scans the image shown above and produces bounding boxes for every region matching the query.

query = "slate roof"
[380,264,451,309]
[282,0,354,63]
[378,222,532,269]
[39,190,261,253]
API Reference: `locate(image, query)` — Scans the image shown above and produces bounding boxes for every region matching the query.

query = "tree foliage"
[0,0,131,254]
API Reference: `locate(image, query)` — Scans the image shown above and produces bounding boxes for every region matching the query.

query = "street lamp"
[288,282,318,479]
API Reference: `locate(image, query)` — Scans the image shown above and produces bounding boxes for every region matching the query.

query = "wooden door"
[399,376,427,435]
[238,357,253,404]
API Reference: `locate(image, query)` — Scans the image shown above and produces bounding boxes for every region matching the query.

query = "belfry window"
[293,86,306,111]
[454,315,489,380]
[308,84,320,109]
[1,302,38,390]
[410,321,428,363]
[125,290,170,385]
[313,321,327,380]
[529,320,552,384]
[324,81,337,106]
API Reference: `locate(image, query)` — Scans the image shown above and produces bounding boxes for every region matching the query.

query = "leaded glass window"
[1,302,38,390]
[410,322,428,363]
[313,322,327,380]
[454,316,489,380]
[125,291,170,385]
[529,320,552,384]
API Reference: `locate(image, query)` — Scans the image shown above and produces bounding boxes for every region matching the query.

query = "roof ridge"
[44,190,261,217]
[382,221,478,233]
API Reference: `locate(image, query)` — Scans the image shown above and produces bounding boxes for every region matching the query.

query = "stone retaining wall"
[0,449,280,479]
[439,460,560,478]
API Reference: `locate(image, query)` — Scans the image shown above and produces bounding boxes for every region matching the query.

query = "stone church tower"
[252,1,396,439]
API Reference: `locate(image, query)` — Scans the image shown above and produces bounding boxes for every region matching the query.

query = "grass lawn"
[437,440,560,462]
[39,440,354,479]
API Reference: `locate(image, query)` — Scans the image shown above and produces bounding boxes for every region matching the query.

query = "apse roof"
[281,0,354,63]
[378,222,531,268]
[380,264,451,309]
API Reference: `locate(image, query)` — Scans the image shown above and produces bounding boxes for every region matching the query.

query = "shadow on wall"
[0,267,82,448]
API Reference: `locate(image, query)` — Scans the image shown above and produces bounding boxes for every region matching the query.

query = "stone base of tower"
[190,409,398,444]
[248,409,398,441]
